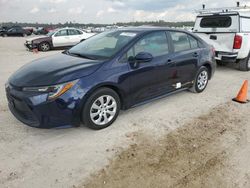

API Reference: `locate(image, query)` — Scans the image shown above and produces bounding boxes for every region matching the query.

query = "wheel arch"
[76,83,126,127]
[202,63,212,80]
[82,83,127,111]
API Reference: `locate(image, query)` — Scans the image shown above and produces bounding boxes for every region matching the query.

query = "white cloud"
[68,7,83,14]
[30,7,39,14]
[113,1,125,8]
[96,10,105,17]
[107,7,118,13]
[1,0,245,24]
[132,3,196,22]
[40,0,66,3]
[48,8,57,13]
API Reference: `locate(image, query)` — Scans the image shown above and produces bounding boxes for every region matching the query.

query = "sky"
[0,0,250,24]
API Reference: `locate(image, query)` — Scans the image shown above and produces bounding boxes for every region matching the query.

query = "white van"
[193,6,250,71]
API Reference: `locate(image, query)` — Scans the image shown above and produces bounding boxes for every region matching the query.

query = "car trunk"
[195,33,236,52]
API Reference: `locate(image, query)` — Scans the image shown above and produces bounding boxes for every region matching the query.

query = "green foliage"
[0,20,195,28]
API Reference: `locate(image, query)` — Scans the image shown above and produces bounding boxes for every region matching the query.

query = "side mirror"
[135,52,153,63]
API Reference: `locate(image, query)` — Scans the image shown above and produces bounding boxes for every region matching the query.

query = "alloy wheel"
[197,70,208,90]
[90,95,117,126]
[40,43,50,51]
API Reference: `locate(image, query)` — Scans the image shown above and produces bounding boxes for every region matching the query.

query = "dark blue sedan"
[5,28,216,130]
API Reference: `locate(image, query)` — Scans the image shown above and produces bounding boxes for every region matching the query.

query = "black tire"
[38,42,50,52]
[23,33,27,37]
[238,53,250,71]
[189,66,209,93]
[82,88,121,130]
[3,34,7,37]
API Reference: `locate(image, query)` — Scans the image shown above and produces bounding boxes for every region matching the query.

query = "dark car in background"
[33,27,52,35]
[0,26,9,33]
[1,26,32,37]
[0,26,9,36]
[6,28,216,130]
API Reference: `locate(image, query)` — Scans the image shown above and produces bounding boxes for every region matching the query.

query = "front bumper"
[24,42,37,50]
[5,83,83,129]
[215,51,238,63]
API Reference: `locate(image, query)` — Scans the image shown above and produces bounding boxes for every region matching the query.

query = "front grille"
[6,89,40,127]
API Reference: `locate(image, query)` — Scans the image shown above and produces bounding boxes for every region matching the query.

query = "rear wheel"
[82,88,121,130]
[3,34,7,37]
[38,42,50,52]
[239,53,250,71]
[23,33,27,37]
[189,66,209,93]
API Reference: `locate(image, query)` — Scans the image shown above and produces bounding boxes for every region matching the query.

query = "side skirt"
[131,87,189,109]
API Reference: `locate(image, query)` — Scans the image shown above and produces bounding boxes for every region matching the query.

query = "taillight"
[211,46,216,56]
[233,35,242,49]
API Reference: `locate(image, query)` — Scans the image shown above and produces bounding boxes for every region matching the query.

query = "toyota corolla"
[5,28,216,130]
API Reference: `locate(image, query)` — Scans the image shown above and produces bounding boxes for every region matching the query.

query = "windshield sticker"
[120,32,137,37]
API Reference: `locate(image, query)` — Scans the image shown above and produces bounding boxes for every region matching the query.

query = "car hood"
[9,53,104,87]
[26,35,49,42]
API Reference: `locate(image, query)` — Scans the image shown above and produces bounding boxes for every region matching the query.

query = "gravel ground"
[0,37,249,188]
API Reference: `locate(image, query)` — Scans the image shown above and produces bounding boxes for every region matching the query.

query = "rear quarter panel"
[235,33,250,59]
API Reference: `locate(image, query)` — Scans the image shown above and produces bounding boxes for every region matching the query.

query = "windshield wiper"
[65,51,96,60]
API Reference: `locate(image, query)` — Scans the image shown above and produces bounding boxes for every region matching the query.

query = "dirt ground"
[82,102,250,188]
[0,37,250,188]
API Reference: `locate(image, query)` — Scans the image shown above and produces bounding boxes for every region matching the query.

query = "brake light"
[211,46,216,56]
[233,35,242,49]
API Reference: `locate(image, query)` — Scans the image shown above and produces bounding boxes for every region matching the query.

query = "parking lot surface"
[0,37,250,188]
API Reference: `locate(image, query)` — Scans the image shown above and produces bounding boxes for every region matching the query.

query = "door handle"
[193,52,199,58]
[166,59,174,64]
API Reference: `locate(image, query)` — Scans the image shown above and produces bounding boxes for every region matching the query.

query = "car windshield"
[47,30,56,37]
[68,30,138,60]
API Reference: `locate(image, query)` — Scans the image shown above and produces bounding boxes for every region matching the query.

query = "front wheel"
[38,42,50,52]
[82,88,121,130]
[189,66,209,93]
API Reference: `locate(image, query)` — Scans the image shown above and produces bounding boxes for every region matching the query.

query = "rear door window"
[55,29,68,37]
[68,29,82,35]
[127,31,169,58]
[170,32,199,52]
[189,36,199,49]
[200,16,232,28]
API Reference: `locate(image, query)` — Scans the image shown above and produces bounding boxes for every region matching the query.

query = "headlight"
[23,80,78,100]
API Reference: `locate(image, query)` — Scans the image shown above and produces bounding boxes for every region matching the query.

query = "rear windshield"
[200,16,232,28]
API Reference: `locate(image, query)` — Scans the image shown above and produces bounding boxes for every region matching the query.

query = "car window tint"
[69,30,137,59]
[129,31,169,58]
[189,36,199,49]
[200,16,232,28]
[88,37,118,50]
[68,29,80,35]
[170,32,191,52]
[76,30,83,35]
[55,29,68,37]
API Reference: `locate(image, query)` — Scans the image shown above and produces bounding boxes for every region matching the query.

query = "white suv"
[193,5,250,71]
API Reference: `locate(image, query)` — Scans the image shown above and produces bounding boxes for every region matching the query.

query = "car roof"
[59,27,81,30]
[116,27,189,34]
